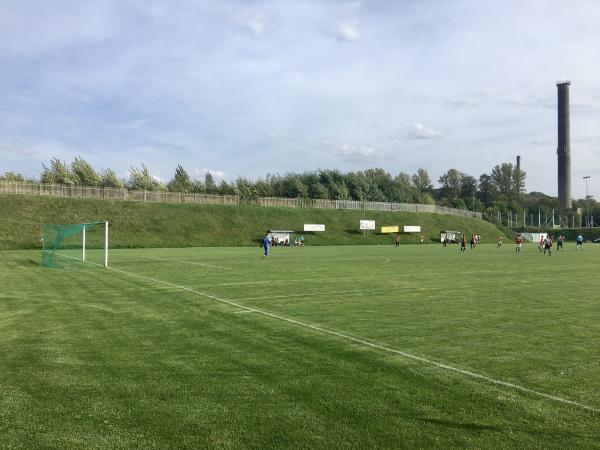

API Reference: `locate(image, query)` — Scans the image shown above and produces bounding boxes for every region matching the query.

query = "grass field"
[2,242,600,449]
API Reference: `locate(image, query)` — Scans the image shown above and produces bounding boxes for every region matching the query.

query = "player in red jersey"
[515,234,523,253]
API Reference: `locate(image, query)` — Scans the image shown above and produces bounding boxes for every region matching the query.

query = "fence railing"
[0,182,482,219]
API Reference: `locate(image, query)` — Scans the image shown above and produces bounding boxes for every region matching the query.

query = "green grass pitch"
[1,243,599,449]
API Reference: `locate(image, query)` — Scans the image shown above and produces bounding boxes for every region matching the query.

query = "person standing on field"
[460,234,467,252]
[395,234,400,247]
[556,235,565,252]
[515,234,523,253]
[543,235,553,256]
[261,231,271,257]
[539,236,545,254]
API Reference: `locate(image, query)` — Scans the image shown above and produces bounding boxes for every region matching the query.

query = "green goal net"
[42,221,108,268]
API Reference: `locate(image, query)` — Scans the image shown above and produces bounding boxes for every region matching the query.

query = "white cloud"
[406,123,444,140]
[0,142,37,157]
[445,96,481,107]
[319,140,377,162]
[332,21,360,42]
[229,11,266,36]
[194,168,226,180]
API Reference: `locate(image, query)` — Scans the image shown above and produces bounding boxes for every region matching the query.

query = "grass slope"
[1,244,599,448]
[0,194,506,249]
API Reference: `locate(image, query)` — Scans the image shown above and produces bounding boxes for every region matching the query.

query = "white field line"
[141,256,230,270]
[236,287,402,301]
[102,264,598,413]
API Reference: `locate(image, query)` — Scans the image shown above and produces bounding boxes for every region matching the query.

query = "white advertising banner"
[403,225,421,233]
[359,220,376,230]
[304,224,325,232]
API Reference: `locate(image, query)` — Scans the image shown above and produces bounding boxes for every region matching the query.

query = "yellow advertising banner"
[381,226,399,233]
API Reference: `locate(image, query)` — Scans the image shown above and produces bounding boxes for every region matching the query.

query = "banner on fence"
[304,224,325,232]
[359,220,376,230]
[381,226,399,233]
[403,225,421,233]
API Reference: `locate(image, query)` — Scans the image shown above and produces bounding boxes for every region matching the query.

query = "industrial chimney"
[557,81,572,209]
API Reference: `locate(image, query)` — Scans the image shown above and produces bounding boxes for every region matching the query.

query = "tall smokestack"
[557,81,572,209]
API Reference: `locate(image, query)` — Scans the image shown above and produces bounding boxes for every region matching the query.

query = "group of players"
[457,234,480,252]
[261,230,587,258]
[514,233,585,255]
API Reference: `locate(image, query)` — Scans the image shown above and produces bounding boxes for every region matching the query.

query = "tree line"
[1,157,597,222]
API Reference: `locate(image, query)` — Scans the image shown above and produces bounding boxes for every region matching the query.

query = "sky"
[1,0,599,199]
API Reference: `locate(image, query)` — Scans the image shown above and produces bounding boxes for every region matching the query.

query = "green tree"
[235,177,258,199]
[283,175,308,198]
[345,172,369,201]
[192,179,205,193]
[490,163,515,197]
[0,172,27,183]
[391,172,414,203]
[204,172,217,194]
[71,156,100,186]
[363,168,392,201]
[41,158,76,185]
[128,164,163,191]
[514,167,526,198]
[218,180,237,195]
[254,178,273,197]
[438,169,464,200]
[167,165,193,192]
[477,173,498,207]
[100,169,124,188]
[460,174,477,198]
[412,168,433,194]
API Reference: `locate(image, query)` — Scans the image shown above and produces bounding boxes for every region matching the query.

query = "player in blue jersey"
[261,231,271,257]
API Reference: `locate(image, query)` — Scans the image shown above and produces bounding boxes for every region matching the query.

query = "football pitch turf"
[1,243,599,449]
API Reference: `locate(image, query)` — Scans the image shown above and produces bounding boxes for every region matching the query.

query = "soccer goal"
[42,221,109,269]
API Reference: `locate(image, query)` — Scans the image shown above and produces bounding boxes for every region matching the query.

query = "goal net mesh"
[42,222,106,268]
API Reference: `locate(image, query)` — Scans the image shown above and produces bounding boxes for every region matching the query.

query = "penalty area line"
[104,264,599,414]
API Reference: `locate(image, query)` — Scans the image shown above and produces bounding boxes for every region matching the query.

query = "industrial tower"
[556,81,572,209]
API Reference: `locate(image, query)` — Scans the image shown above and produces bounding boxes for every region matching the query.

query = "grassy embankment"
[0,194,508,249]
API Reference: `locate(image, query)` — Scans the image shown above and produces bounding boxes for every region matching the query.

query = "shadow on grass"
[18,258,41,267]
[345,229,362,235]
[418,416,501,432]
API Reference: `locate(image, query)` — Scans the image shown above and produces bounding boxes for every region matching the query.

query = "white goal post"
[80,221,108,268]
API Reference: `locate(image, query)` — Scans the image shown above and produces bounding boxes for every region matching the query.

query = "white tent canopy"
[521,232,547,243]
[269,230,294,244]
[440,230,461,242]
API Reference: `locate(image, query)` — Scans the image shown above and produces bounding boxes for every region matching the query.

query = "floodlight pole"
[82,224,86,261]
[583,176,591,227]
[104,221,109,268]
